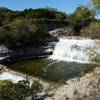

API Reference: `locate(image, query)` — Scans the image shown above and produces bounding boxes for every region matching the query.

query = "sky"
[0,0,91,14]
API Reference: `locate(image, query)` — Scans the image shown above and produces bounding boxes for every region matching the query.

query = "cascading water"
[49,37,100,63]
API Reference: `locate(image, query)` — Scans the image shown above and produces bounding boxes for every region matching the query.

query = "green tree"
[69,6,96,32]
[0,18,49,50]
[92,0,100,13]
[55,13,65,20]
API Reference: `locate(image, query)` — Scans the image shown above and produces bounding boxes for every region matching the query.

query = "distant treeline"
[0,7,67,27]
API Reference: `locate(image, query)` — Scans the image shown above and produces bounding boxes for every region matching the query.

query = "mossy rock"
[0,80,12,88]
[92,55,100,63]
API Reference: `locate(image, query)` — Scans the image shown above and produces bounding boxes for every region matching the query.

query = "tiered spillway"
[49,37,100,63]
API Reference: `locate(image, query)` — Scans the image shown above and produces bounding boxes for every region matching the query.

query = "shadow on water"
[6,58,99,82]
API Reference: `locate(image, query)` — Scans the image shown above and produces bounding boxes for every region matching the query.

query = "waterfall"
[49,37,100,63]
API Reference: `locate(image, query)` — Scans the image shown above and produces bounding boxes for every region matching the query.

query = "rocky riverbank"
[0,47,53,64]
[0,65,50,88]
[0,65,100,100]
[46,67,100,100]
[0,35,58,64]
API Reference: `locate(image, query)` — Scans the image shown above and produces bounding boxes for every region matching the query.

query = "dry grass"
[81,22,100,39]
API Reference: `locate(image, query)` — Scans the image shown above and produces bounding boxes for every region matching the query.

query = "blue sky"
[0,0,91,13]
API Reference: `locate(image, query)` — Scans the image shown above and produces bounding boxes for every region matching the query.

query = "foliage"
[23,8,67,20]
[58,79,66,85]
[0,7,68,50]
[31,81,43,93]
[81,21,100,38]
[0,80,43,100]
[0,7,67,27]
[92,54,100,63]
[0,6,98,50]
[69,6,96,33]
[92,0,100,13]
[0,19,49,49]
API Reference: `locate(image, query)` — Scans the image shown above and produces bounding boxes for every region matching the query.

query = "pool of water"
[7,58,99,81]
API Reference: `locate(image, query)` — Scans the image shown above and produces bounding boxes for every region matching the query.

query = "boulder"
[49,28,72,37]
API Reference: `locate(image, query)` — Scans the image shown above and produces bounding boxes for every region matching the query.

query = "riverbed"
[4,37,100,82]
[6,59,99,81]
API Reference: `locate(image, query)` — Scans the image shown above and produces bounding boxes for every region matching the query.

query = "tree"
[69,6,96,32]
[0,18,50,50]
[92,0,100,13]
[81,22,100,38]
[0,13,5,26]
[55,12,67,20]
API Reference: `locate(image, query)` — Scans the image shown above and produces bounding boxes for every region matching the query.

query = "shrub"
[81,22,100,38]
[0,80,43,100]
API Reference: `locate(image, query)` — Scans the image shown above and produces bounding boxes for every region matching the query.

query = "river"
[2,36,100,81]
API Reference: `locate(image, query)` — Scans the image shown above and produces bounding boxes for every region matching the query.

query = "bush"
[81,22,100,38]
[0,80,43,100]
[68,6,96,32]
[0,19,49,50]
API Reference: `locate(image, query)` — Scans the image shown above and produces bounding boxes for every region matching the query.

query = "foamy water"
[0,71,25,83]
[49,37,100,63]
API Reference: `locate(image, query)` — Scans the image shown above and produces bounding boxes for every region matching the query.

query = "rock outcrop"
[0,35,58,64]
[0,46,53,64]
[49,28,72,37]
[46,67,100,100]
